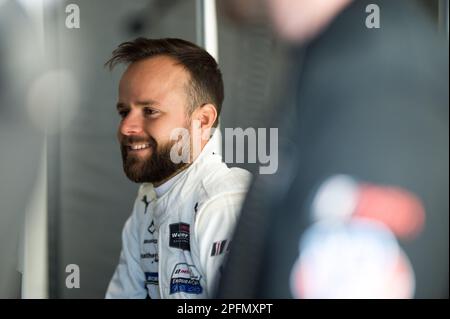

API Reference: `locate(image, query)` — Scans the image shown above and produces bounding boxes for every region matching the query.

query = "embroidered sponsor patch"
[169,223,191,251]
[210,240,227,256]
[148,220,155,234]
[169,263,202,295]
[140,252,158,263]
[144,272,158,286]
[142,235,158,263]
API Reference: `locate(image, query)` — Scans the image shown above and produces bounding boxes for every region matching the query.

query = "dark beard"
[120,136,188,184]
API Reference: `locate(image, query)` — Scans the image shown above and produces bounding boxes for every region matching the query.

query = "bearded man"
[105,38,251,299]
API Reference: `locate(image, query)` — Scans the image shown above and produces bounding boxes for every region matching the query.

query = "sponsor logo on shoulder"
[210,240,228,257]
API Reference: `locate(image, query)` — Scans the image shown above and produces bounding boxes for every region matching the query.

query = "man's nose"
[120,111,144,136]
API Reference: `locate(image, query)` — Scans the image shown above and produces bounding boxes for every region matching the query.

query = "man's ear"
[193,103,217,130]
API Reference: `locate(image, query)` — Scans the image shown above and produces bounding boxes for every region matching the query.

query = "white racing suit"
[106,137,252,298]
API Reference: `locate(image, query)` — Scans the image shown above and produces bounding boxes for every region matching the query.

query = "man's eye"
[144,108,159,116]
[118,110,129,118]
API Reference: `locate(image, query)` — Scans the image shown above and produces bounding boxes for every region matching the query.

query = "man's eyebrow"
[116,100,159,110]
[136,100,159,107]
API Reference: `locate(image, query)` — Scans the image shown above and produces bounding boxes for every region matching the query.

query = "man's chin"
[124,170,145,183]
[123,160,148,183]
[123,162,169,184]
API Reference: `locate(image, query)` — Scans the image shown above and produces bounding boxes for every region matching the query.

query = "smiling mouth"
[127,143,152,153]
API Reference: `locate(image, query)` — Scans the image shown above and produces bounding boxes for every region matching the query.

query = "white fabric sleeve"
[193,192,246,297]
[105,203,146,299]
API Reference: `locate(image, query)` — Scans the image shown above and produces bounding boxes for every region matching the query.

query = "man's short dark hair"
[105,37,224,127]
